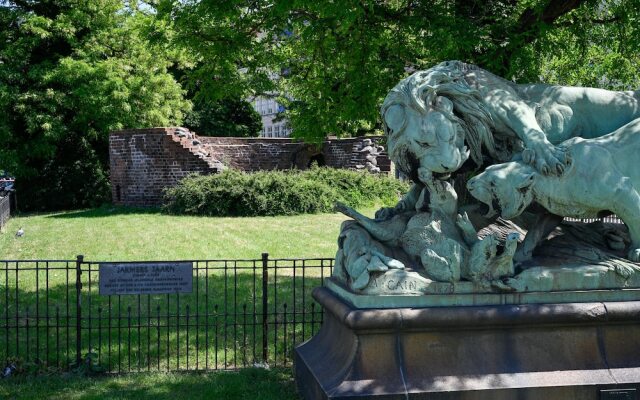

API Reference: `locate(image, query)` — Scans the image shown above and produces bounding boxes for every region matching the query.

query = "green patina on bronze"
[332,60,640,300]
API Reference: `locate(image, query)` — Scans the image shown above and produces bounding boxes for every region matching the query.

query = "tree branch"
[517,0,586,34]
[590,16,621,24]
[553,15,621,29]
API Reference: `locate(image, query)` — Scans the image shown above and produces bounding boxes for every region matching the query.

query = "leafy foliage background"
[0,0,190,210]
[165,0,640,141]
[184,97,262,137]
[1,0,639,210]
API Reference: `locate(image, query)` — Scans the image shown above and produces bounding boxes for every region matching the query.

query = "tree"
[165,0,640,141]
[535,1,640,90]
[0,0,191,210]
[184,97,262,137]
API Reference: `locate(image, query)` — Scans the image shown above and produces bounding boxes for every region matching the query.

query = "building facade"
[250,96,292,137]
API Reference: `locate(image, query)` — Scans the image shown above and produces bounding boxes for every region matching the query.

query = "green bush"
[163,167,409,216]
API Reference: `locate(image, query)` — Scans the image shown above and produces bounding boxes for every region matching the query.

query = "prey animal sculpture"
[337,176,518,287]
[467,119,640,262]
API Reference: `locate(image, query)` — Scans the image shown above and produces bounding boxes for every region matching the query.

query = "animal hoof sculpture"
[333,60,640,294]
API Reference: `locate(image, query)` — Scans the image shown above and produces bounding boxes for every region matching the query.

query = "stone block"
[295,287,640,399]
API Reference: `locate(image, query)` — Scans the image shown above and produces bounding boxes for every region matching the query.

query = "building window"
[267,127,272,137]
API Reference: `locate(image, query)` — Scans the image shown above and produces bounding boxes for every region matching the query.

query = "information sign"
[99,262,192,295]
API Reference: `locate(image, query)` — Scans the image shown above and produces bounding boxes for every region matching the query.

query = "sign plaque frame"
[99,262,193,295]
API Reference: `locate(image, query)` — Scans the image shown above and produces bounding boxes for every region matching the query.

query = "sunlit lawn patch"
[0,205,377,261]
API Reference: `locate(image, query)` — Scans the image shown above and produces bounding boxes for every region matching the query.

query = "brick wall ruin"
[110,127,391,206]
[200,137,311,171]
[110,128,223,206]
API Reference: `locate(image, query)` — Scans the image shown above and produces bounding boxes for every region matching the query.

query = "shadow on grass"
[44,203,351,220]
[0,367,300,400]
[47,205,162,219]
[0,267,327,372]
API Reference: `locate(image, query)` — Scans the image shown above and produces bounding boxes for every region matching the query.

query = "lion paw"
[523,140,570,176]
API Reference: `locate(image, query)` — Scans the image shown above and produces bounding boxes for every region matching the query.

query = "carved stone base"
[295,287,640,399]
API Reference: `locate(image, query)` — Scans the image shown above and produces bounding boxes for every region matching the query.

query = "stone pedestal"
[295,287,640,399]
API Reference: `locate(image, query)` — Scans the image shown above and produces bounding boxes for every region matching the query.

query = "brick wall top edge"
[324,135,385,143]
[199,135,385,145]
[111,128,170,135]
[199,137,300,145]
[110,128,385,142]
[110,127,192,135]
[205,143,307,149]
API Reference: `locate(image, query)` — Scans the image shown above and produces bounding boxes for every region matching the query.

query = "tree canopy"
[164,0,640,141]
[184,97,262,137]
[1,0,639,210]
[0,0,190,210]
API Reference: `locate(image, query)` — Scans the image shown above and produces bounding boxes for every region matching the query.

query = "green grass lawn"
[0,205,377,399]
[0,368,298,400]
[0,205,373,261]
[0,205,360,373]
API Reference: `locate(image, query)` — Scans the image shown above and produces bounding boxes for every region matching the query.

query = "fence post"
[75,254,84,367]
[261,252,269,364]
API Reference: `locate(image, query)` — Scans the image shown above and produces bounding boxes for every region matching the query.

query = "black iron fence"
[0,254,333,373]
[0,195,9,231]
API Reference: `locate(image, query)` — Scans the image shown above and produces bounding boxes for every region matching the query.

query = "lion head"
[381,61,499,184]
[466,162,536,220]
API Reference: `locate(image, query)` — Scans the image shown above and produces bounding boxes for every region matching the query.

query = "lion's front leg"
[490,95,571,175]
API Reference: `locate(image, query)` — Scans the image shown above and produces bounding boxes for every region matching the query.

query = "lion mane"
[382,61,519,176]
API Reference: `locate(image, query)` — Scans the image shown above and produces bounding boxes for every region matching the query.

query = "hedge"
[163,167,409,217]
